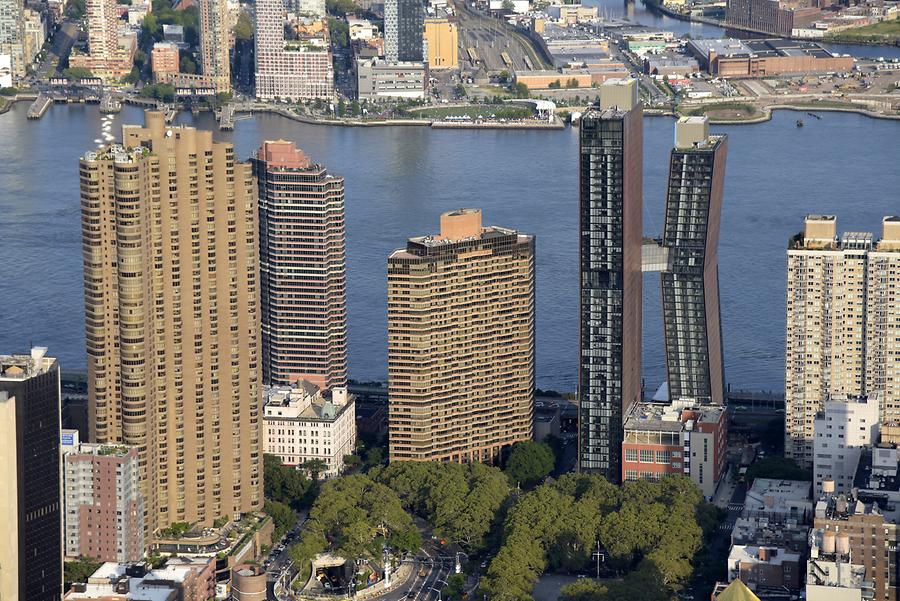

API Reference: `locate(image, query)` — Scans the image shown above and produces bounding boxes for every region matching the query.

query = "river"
[0,102,897,392]
[583,0,900,60]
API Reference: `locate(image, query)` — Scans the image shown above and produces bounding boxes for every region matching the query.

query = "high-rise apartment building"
[254,0,334,100]
[785,215,900,467]
[578,78,643,482]
[81,111,262,533]
[388,209,535,463]
[251,141,348,388]
[68,0,134,79]
[0,0,26,78]
[198,0,230,91]
[384,0,424,63]
[62,437,145,562]
[0,348,62,601]
[661,116,728,405]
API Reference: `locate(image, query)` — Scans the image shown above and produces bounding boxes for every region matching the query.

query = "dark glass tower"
[660,117,728,405]
[578,80,643,482]
[0,348,62,601]
[386,0,424,62]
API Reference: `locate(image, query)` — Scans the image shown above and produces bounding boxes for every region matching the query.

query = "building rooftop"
[689,38,836,59]
[729,544,800,567]
[623,399,727,433]
[264,380,353,422]
[0,347,56,381]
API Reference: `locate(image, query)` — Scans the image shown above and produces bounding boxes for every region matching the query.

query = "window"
[656,451,671,464]
[625,448,638,463]
[639,450,654,463]
[625,470,638,481]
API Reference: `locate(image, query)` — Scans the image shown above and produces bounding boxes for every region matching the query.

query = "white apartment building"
[786,215,900,468]
[813,394,880,497]
[263,381,356,477]
[254,0,334,100]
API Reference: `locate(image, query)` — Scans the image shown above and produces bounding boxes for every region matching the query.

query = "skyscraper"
[252,141,348,389]
[388,209,535,463]
[384,0,424,63]
[660,116,728,405]
[81,111,262,533]
[199,0,230,91]
[254,0,334,100]
[0,347,62,601]
[785,215,900,467]
[578,79,643,482]
[68,0,134,79]
[0,0,25,78]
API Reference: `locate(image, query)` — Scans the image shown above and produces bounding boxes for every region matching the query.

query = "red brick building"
[622,401,728,498]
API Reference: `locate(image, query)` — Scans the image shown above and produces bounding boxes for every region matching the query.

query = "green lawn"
[684,102,759,120]
[410,104,533,120]
[827,19,900,42]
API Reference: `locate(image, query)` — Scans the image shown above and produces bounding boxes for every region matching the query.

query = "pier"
[217,104,234,130]
[100,93,121,114]
[26,94,52,119]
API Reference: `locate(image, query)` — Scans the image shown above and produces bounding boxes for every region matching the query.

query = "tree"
[264,499,297,539]
[264,454,313,511]
[65,0,86,19]
[63,67,94,80]
[502,0,515,10]
[301,458,329,482]
[326,0,358,15]
[65,558,102,588]
[566,78,580,89]
[179,54,197,74]
[512,81,530,98]
[443,572,467,600]
[505,441,555,488]
[234,10,253,41]
[548,79,561,89]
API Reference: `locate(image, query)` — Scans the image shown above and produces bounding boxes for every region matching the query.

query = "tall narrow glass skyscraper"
[660,116,728,406]
[578,79,643,482]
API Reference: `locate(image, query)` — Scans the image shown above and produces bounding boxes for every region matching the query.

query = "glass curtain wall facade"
[661,119,728,405]
[578,95,643,482]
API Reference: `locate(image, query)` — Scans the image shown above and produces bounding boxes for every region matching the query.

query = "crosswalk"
[718,522,735,532]
[728,503,744,512]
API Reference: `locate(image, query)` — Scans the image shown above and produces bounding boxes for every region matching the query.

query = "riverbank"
[645,0,900,48]
[679,98,900,123]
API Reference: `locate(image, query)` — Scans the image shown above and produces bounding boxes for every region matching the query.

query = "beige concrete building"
[80,111,262,534]
[69,0,135,79]
[785,215,900,468]
[423,18,457,69]
[388,209,535,463]
[263,381,356,477]
[198,0,231,91]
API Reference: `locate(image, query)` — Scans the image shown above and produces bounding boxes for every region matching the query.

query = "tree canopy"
[505,441,555,488]
[480,474,705,601]
[264,454,313,512]
[372,461,510,551]
[295,474,421,563]
[233,10,253,41]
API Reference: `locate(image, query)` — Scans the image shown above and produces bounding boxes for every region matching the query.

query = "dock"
[100,93,121,114]
[26,94,52,119]
[217,104,234,130]
[159,104,177,123]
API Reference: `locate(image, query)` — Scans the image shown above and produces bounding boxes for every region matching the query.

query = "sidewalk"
[356,561,414,601]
